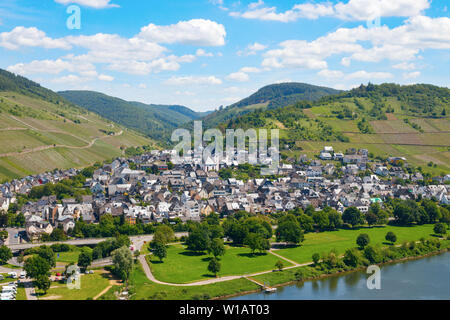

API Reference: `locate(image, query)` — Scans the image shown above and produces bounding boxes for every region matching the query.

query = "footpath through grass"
[148,244,290,284]
[131,263,260,300]
[275,224,436,264]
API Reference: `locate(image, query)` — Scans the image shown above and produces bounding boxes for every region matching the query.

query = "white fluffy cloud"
[346,70,393,80]
[262,15,450,71]
[238,42,268,56]
[165,76,223,86]
[138,19,226,46]
[0,27,70,50]
[54,0,119,9]
[7,58,96,75]
[2,18,226,78]
[230,0,430,22]
[403,71,421,79]
[98,74,114,81]
[318,69,393,80]
[226,71,250,82]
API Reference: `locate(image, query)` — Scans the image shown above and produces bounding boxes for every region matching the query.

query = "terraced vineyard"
[223,84,450,175]
[0,91,154,181]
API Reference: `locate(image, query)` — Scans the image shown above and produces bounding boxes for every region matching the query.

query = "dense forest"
[59,90,204,145]
[199,82,341,129]
[321,83,450,117]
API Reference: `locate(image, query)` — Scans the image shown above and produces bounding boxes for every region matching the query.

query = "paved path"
[137,252,314,287]
[93,285,112,300]
[269,249,301,267]
[23,279,37,301]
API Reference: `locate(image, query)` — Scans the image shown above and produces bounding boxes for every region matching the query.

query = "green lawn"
[37,270,110,300]
[16,283,27,300]
[55,250,81,264]
[132,263,260,300]
[0,274,14,284]
[148,244,291,284]
[275,224,436,264]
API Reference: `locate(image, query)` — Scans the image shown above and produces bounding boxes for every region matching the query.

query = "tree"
[77,249,93,272]
[343,248,362,267]
[276,216,304,245]
[275,260,284,271]
[312,211,329,231]
[244,233,269,255]
[342,207,364,228]
[208,238,225,258]
[312,253,320,266]
[297,214,314,232]
[0,229,8,241]
[208,257,221,277]
[385,231,397,244]
[152,225,175,247]
[153,241,167,262]
[35,274,51,294]
[327,210,343,230]
[0,245,12,264]
[363,245,383,264]
[186,228,211,253]
[365,212,378,227]
[356,233,370,249]
[225,221,249,245]
[111,246,133,282]
[36,246,56,268]
[393,200,421,225]
[24,256,51,279]
[422,199,441,223]
[434,223,447,236]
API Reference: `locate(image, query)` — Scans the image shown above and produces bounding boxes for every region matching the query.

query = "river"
[232,252,450,300]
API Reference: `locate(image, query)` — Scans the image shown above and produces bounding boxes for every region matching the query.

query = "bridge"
[6,232,188,252]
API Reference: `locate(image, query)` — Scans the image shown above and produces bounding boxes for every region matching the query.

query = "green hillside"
[222,83,450,175]
[0,70,154,181]
[199,82,341,129]
[59,90,204,145]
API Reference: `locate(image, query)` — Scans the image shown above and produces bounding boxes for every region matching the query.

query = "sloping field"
[0,92,154,181]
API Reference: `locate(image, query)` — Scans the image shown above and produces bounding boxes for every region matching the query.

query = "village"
[0,145,449,245]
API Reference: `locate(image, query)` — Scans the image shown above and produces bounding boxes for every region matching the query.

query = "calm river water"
[232,252,450,300]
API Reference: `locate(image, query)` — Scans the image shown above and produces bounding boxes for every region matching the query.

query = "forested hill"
[233,82,341,109]
[324,83,450,117]
[199,82,341,129]
[0,69,75,107]
[59,90,204,145]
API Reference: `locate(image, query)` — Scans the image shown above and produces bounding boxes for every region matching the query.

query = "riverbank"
[213,239,449,300]
[130,235,449,300]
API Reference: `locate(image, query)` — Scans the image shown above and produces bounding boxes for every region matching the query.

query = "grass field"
[55,250,81,264]
[37,270,111,300]
[148,244,291,284]
[274,224,436,264]
[132,263,260,300]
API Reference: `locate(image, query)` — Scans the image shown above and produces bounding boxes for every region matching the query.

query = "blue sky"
[0,0,449,111]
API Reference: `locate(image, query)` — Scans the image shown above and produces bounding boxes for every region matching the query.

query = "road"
[7,232,188,251]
